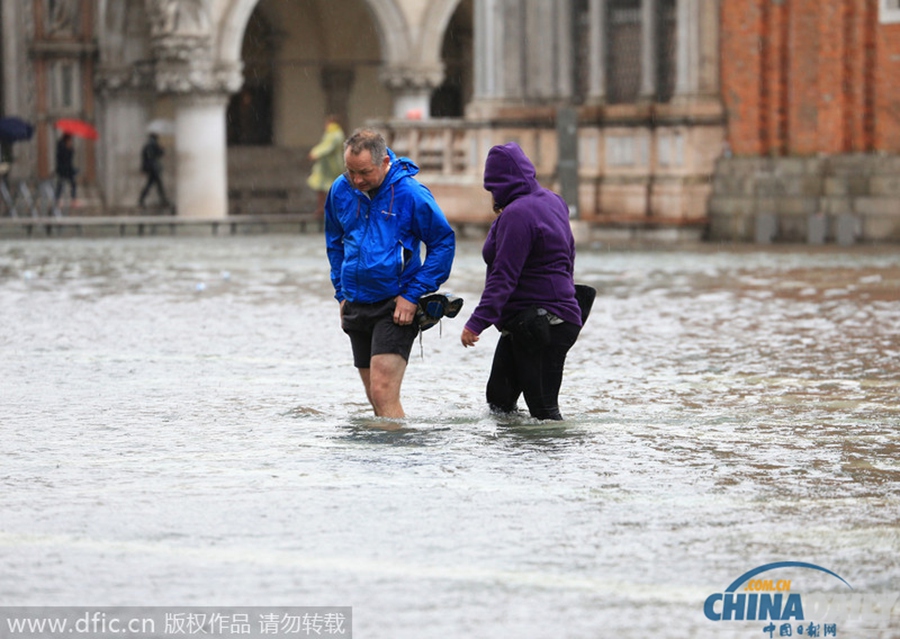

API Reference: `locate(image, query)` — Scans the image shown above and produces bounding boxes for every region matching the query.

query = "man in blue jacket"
[326,128,455,418]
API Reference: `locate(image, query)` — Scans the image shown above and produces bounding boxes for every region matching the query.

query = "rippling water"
[1,235,898,638]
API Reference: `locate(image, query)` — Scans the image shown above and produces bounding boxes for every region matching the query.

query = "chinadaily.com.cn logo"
[702,561,898,637]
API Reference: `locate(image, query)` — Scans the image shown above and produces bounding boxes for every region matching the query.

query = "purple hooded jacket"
[465,142,583,335]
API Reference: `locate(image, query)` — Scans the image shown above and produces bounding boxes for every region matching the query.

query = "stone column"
[470,0,575,114]
[586,0,608,105]
[473,0,502,101]
[524,0,574,100]
[1,0,34,179]
[173,93,229,219]
[95,65,156,208]
[674,0,699,97]
[380,65,444,119]
[1,0,24,116]
[148,0,242,219]
[671,0,721,106]
[639,0,658,101]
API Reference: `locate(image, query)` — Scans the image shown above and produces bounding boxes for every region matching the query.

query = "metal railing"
[0,179,63,218]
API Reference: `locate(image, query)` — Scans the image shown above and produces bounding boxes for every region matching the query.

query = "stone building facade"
[2,1,896,240]
[465,0,724,231]
[1,0,722,230]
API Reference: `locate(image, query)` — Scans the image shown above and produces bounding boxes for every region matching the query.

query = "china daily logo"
[703,561,898,636]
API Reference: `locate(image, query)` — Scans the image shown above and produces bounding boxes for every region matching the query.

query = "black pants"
[486,321,581,421]
[139,171,169,207]
[55,175,76,200]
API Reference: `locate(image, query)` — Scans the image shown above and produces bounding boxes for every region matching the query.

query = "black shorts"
[341,298,419,368]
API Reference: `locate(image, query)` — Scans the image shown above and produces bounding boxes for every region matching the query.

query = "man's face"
[344,149,390,192]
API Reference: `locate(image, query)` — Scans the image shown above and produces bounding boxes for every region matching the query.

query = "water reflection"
[0,236,897,638]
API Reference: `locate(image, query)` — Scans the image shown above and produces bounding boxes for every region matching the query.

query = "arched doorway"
[226,0,391,215]
[227,6,275,146]
[430,0,473,118]
[229,0,390,150]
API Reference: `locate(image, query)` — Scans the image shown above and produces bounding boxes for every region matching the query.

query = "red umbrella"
[55,118,99,140]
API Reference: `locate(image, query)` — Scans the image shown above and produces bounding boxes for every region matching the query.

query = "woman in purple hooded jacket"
[461,142,585,421]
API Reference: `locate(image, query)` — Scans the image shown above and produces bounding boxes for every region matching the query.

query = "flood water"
[1,234,898,639]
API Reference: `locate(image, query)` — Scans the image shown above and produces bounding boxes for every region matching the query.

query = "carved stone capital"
[141,1,242,96]
[379,64,445,91]
[215,63,245,94]
[154,59,243,95]
[147,0,212,39]
[151,33,211,62]
[94,63,155,95]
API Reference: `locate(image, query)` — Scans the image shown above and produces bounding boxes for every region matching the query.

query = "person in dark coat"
[54,133,76,202]
[461,142,585,421]
[139,133,170,209]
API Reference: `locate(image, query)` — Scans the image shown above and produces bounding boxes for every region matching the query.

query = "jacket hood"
[383,148,419,186]
[483,142,539,209]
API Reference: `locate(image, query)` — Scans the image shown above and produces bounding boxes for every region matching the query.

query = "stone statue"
[47,0,78,35]
[149,0,210,37]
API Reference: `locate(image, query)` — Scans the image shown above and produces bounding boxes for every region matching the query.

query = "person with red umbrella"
[54,118,99,140]
[52,119,98,204]
[54,133,77,203]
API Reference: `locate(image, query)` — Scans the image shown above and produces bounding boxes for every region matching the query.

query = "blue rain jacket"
[325,149,455,305]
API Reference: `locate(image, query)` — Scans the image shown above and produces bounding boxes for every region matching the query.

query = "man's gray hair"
[344,128,388,164]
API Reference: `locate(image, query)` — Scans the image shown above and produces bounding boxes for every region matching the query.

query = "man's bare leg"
[358,353,407,418]
[357,368,374,411]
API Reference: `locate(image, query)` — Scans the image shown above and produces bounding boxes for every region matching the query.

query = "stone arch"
[358,0,413,66]
[425,0,473,117]
[216,0,413,72]
[418,0,464,65]
[216,0,261,66]
[225,6,275,145]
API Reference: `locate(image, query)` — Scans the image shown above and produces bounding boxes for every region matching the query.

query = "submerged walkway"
[0,211,708,244]
[0,213,325,239]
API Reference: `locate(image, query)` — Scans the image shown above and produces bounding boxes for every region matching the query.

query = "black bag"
[574,284,597,325]
[506,306,551,351]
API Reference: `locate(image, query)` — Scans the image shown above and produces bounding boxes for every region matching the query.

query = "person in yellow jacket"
[307,114,345,219]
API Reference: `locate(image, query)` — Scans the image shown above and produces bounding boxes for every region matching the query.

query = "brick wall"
[721,0,764,155]
[712,1,900,242]
[721,0,900,156]
[876,10,900,149]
